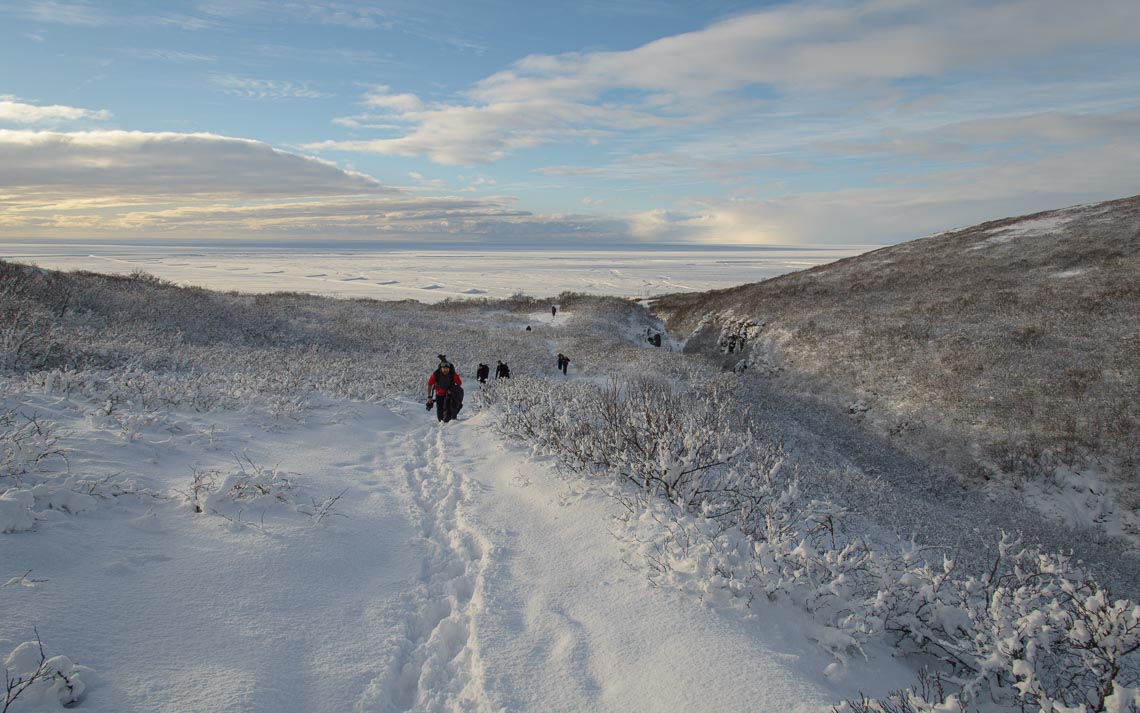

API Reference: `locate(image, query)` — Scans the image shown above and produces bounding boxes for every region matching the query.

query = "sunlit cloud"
[0,128,631,242]
[309,0,1140,166]
[660,137,1140,246]
[0,96,112,125]
[362,86,423,113]
[0,130,391,206]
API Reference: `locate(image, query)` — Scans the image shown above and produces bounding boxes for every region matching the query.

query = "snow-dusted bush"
[482,368,1140,712]
[179,457,295,515]
[3,634,88,710]
[0,489,35,534]
[484,374,750,504]
[177,458,343,528]
[0,410,64,483]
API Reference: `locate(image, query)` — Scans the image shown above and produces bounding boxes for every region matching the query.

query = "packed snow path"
[1,395,909,712]
[358,403,867,712]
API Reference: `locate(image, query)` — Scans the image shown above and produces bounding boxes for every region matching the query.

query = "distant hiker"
[525,326,532,331]
[427,357,463,423]
[551,305,557,318]
[495,360,510,379]
[476,363,490,384]
[557,353,570,375]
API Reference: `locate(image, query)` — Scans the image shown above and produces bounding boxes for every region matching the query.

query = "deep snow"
[0,388,912,712]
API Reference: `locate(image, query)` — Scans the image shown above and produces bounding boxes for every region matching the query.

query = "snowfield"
[0,390,910,712]
[0,242,874,303]
[2,252,1138,713]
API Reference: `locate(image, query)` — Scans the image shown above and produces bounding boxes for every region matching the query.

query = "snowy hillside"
[652,195,1140,547]
[2,260,1139,712]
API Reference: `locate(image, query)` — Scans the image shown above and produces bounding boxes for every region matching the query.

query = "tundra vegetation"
[653,196,1139,516]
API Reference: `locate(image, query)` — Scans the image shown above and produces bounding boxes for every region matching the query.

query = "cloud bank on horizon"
[1,0,1138,246]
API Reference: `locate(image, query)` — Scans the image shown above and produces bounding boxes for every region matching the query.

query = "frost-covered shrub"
[210,459,296,508]
[0,410,64,484]
[0,489,35,533]
[833,690,966,713]
[3,635,88,710]
[482,366,1140,711]
[178,459,342,528]
[178,457,296,517]
[484,374,750,504]
[629,494,1140,711]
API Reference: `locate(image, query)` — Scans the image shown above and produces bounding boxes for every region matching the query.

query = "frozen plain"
[0,241,876,302]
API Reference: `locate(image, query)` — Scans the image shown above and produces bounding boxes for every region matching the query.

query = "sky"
[1,0,1139,247]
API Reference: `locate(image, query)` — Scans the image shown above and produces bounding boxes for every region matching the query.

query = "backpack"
[445,384,464,419]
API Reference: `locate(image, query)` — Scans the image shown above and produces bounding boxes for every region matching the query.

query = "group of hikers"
[426,355,512,423]
[426,351,570,422]
[427,306,574,423]
[475,361,511,383]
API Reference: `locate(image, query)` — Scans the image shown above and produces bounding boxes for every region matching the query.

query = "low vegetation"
[652,195,1140,487]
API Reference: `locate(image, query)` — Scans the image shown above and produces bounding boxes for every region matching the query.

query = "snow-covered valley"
[1,252,1137,713]
[3,388,915,711]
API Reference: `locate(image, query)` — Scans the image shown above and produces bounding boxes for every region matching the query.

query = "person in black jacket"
[495,360,510,379]
[476,363,490,384]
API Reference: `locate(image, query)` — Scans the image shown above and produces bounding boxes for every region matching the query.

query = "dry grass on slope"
[651,195,1140,482]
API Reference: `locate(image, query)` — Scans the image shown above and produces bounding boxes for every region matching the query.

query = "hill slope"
[651,195,1139,512]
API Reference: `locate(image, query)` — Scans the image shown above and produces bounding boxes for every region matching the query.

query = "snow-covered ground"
[0,386,912,712]
[0,242,876,302]
[3,248,1136,712]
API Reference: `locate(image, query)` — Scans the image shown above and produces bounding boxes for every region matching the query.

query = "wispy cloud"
[211,75,329,100]
[125,48,218,63]
[195,0,393,29]
[21,0,106,25]
[0,96,112,125]
[308,0,1140,166]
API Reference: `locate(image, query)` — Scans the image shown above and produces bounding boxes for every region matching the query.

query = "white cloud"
[0,97,112,125]
[652,136,1140,246]
[0,129,632,242]
[310,0,1140,165]
[0,130,392,204]
[363,86,424,113]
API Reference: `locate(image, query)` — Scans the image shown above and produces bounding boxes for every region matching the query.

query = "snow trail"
[355,423,492,713]
[421,410,875,713]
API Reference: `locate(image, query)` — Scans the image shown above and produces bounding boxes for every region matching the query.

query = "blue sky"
[2,0,1139,246]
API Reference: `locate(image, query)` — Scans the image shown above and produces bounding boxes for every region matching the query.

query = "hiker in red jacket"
[427,359,463,422]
